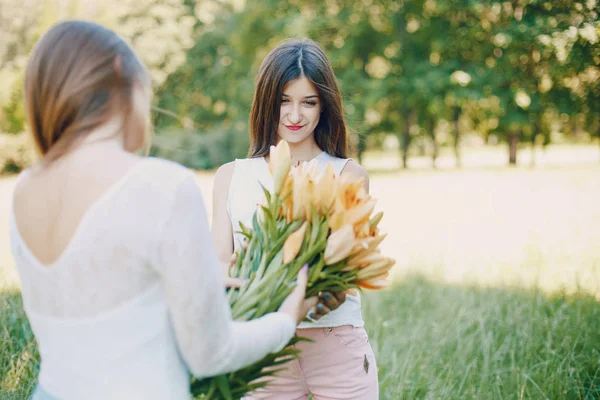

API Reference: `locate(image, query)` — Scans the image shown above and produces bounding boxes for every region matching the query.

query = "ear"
[113,55,122,78]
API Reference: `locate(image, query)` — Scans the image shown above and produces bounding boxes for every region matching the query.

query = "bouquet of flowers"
[192,140,394,399]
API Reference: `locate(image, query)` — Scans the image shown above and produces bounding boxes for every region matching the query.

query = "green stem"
[285,238,328,280]
[308,256,325,285]
[231,267,287,318]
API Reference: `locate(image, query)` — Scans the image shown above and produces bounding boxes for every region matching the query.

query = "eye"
[281,98,290,104]
[304,101,317,106]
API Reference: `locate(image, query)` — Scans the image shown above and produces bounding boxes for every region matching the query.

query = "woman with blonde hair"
[10,20,316,400]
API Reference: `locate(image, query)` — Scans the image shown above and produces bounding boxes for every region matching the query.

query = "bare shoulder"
[213,161,236,197]
[12,172,31,206]
[341,160,369,180]
[341,160,370,192]
[13,169,50,207]
[214,161,236,187]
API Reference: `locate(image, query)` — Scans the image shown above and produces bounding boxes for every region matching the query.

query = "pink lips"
[286,125,303,131]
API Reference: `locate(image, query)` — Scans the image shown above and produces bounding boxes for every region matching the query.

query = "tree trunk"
[428,118,438,168]
[530,121,539,168]
[530,134,536,168]
[508,131,520,166]
[453,106,461,168]
[400,132,411,169]
[594,117,600,163]
[400,109,415,169]
[357,134,366,164]
[597,127,600,164]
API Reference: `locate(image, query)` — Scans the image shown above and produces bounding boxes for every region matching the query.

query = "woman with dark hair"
[212,39,379,399]
[10,21,316,400]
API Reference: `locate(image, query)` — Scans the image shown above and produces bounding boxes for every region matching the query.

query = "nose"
[289,103,302,124]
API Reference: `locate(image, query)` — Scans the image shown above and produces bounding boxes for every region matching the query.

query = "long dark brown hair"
[249,39,348,158]
[24,20,150,161]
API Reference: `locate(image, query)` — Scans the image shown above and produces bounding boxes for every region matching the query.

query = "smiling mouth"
[286,125,303,131]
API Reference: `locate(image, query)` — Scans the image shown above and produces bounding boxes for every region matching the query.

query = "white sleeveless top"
[227,152,365,328]
[9,158,296,400]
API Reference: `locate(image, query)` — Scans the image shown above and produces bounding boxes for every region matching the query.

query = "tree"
[0,0,195,133]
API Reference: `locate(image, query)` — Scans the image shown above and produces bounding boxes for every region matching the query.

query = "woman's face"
[277,76,322,145]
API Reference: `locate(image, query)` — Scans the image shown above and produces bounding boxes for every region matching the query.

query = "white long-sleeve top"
[9,158,296,400]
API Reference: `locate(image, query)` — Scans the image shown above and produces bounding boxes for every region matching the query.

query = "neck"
[78,117,125,148]
[34,118,126,172]
[281,137,323,166]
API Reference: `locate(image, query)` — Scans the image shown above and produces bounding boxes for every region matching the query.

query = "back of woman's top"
[9,157,295,400]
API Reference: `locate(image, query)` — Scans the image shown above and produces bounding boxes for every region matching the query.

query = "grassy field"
[366,278,600,399]
[1,147,600,399]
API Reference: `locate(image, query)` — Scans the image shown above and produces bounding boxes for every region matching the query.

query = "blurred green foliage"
[1,0,598,171]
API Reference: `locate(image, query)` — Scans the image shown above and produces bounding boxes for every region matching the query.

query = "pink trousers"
[244,326,379,400]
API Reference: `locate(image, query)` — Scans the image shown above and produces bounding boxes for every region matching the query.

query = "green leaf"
[260,183,272,205]
[308,256,325,285]
[309,212,321,245]
[215,374,233,400]
[238,222,252,239]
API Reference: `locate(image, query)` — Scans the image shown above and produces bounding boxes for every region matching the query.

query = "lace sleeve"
[154,174,295,378]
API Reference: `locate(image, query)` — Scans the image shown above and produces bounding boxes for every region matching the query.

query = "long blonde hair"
[25,20,151,161]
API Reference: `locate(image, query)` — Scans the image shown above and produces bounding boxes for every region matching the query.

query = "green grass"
[0,286,38,400]
[2,277,599,399]
[1,150,600,399]
[364,278,600,399]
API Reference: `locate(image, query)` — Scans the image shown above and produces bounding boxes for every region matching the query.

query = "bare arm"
[336,160,369,298]
[211,162,235,277]
[341,160,370,194]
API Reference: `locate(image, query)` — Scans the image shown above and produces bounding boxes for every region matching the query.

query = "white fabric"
[227,152,365,329]
[9,157,296,400]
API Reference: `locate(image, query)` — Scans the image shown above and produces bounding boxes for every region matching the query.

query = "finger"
[316,303,332,316]
[321,292,341,310]
[229,253,237,267]
[225,279,240,288]
[310,303,331,320]
[335,291,348,303]
[225,278,247,288]
[303,296,318,318]
[306,296,318,309]
[295,264,309,294]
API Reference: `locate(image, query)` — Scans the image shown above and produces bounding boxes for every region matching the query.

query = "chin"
[278,131,313,145]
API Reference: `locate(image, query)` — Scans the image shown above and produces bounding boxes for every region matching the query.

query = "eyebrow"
[282,94,319,99]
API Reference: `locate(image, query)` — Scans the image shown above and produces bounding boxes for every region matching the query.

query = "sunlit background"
[1,0,599,399]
